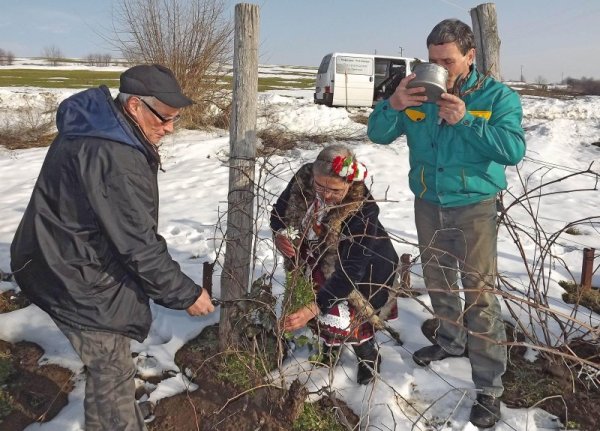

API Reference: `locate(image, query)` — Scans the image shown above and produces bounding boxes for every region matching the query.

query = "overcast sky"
[1,0,598,83]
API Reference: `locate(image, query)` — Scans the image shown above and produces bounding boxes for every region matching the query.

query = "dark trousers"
[414,197,507,397]
[54,321,147,431]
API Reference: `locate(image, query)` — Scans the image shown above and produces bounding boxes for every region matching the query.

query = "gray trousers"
[54,321,147,431]
[414,197,507,397]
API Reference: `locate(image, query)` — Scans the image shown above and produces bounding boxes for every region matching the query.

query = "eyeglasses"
[313,178,348,197]
[138,98,181,124]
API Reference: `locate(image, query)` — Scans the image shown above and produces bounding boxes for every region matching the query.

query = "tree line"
[0,48,15,65]
[41,45,113,67]
[565,77,600,95]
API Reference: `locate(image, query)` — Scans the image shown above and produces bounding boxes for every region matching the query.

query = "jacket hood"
[56,85,147,154]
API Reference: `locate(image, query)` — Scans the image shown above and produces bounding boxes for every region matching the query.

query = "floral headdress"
[331,155,368,182]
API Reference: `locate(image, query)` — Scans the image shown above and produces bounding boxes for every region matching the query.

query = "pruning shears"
[210,297,238,307]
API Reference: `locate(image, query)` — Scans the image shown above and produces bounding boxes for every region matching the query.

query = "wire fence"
[202,152,600,429]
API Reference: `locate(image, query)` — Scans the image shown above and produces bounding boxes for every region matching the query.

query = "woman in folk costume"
[270,144,399,385]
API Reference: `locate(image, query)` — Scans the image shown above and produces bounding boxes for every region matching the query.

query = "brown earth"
[148,324,359,431]
[2,290,598,431]
[0,290,30,313]
[0,340,73,430]
[0,314,358,431]
[502,338,600,431]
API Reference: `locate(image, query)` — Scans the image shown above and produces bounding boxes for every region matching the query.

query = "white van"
[314,52,423,107]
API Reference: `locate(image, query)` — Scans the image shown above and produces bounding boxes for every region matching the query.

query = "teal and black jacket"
[367,68,526,207]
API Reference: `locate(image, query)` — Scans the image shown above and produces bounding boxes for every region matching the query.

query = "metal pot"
[406,63,448,103]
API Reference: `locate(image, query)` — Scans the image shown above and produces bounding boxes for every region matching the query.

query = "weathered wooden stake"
[581,247,595,291]
[219,3,259,349]
[470,3,501,80]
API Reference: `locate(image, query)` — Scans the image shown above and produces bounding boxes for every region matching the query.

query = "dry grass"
[257,127,368,156]
[514,84,583,99]
[565,227,584,235]
[349,113,369,125]
[257,129,326,155]
[560,280,600,314]
[0,94,57,150]
[0,125,56,150]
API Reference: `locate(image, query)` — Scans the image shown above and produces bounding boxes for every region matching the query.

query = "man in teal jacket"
[368,19,525,428]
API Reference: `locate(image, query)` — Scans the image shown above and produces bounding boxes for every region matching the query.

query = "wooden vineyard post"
[470,3,501,80]
[581,247,595,291]
[219,3,259,349]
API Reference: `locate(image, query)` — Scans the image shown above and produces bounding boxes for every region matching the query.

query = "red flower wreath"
[332,155,345,175]
[330,156,368,182]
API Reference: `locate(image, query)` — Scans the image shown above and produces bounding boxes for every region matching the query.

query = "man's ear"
[468,48,476,66]
[125,96,140,111]
[124,96,142,120]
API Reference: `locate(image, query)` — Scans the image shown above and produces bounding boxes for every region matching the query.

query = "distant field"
[0,69,121,89]
[258,76,315,91]
[219,75,315,92]
[0,68,316,91]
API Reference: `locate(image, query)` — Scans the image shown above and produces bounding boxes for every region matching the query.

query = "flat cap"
[119,64,193,108]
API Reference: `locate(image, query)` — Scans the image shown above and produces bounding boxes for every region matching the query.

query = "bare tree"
[0,48,14,65]
[85,53,113,67]
[85,53,96,66]
[101,53,112,66]
[42,45,64,66]
[112,0,233,128]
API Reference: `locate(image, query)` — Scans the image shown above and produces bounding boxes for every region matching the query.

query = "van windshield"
[318,55,332,74]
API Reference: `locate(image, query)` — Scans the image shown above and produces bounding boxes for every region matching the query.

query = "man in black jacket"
[10,64,214,431]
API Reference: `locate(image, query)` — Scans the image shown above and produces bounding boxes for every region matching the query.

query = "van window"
[389,61,406,79]
[318,55,332,74]
[374,59,407,101]
[335,56,373,75]
[374,60,390,88]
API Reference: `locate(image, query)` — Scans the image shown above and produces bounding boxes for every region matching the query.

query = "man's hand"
[389,73,428,111]
[275,234,296,258]
[282,302,319,332]
[437,92,466,125]
[186,288,215,316]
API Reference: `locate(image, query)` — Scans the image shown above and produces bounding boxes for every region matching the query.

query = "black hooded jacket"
[10,86,201,342]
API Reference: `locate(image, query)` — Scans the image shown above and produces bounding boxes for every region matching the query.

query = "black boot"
[353,339,381,385]
[469,394,501,428]
[412,344,464,366]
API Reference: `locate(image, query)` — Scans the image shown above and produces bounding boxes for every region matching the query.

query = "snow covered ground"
[0,64,599,430]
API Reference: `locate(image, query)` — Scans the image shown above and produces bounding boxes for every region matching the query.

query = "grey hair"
[313,144,355,176]
[426,19,475,55]
[117,93,158,105]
